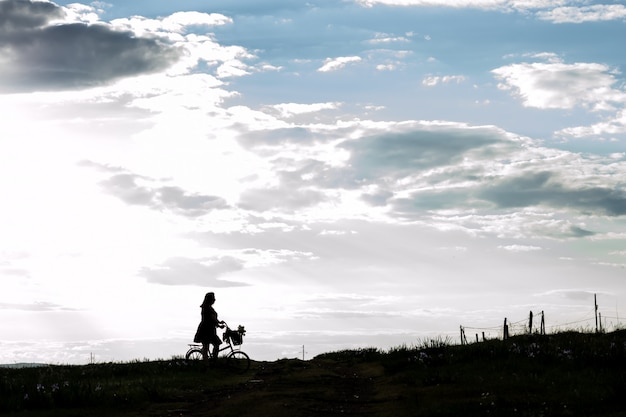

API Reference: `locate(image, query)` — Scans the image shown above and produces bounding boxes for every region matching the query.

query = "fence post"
[529,311,533,335]
[460,326,466,346]
[540,311,545,335]
[595,293,599,333]
[503,318,509,340]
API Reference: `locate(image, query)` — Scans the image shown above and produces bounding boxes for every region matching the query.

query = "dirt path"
[149,359,384,417]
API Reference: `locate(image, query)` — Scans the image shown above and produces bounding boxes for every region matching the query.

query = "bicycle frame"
[185,322,251,372]
[186,339,239,359]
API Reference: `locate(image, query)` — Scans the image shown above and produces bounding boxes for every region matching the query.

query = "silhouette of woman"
[194,292,224,364]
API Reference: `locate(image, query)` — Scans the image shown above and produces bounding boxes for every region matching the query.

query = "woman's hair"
[201,292,215,307]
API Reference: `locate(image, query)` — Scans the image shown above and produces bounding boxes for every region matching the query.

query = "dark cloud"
[0,0,181,92]
[478,171,626,216]
[389,170,625,218]
[569,226,595,238]
[340,127,506,184]
[237,125,512,211]
[98,172,229,217]
[0,0,62,31]
[139,256,247,286]
[238,125,625,222]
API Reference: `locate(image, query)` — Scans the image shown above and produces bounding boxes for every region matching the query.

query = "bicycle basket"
[226,325,246,346]
[230,331,243,345]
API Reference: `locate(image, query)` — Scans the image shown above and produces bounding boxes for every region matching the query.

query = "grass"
[2,330,626,416]
[0,358,249,416]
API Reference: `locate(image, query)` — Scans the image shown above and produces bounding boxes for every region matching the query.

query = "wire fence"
[459,304,626,345]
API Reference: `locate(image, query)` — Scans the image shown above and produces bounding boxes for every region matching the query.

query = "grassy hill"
[2,330,626,416]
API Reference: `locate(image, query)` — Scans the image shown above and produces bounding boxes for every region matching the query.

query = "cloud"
[239,183,330,212]
[422,75,466,87]
[367,32,411,44]
[353,0,626,23]
[0,267,30,278]
[293,293,402,320]
[139,256,247,286]
[146,11,232,34]
[492,61,626,111]
[268,102,341,118]
[91,167,229,217]
[478,171,626,216]
[354,0,508,7]
[318,56,362,72]
[498,244,542,252]
[536,289,598,301]
[339,123,507,183]
[537,5,626,23]
[0,0,63,30]
[235,119,625,229]
[569,226,595,237]
[353,0,573,10]
[0,301,78,311]
[557,109,626,139]
[0,0,181,92]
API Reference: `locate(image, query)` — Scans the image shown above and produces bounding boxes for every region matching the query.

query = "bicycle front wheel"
[226,350,250,373]
[186,348,203,361]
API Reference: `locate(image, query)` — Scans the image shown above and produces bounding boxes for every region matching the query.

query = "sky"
[1,0,625,364]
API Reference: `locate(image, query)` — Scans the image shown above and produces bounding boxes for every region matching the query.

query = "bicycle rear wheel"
[186,348,203,361]
[226,351,250,373]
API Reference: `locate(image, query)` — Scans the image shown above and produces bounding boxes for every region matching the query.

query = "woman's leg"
[201,343,209,362]
[211,343,219,364]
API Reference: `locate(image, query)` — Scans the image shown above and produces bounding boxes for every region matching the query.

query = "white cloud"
[353,0,572,9]
[557,109,626,138]
[498,244,542,252]
[422,75,466,86]
[318,56,362,72]
[537,5,626,23]
[111,12,232,37]
[61,3,102,24]
[492,61,626,110]
[354,0,506,7]
[367,32,410,44]
[353,0,626,23]
[269,102,342,118]
[162,11,233,32]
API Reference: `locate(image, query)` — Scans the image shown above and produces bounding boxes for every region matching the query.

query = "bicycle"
[185,323,251,373]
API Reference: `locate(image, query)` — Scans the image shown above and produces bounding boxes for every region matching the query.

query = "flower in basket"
[237,325,246,335]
